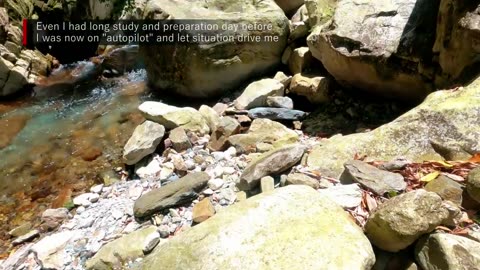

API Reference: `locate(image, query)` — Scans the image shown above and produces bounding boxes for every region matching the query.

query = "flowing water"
[0,65,150,255]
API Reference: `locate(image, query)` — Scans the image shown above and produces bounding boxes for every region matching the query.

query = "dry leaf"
[420,171,440,182]
[468,153,480,163]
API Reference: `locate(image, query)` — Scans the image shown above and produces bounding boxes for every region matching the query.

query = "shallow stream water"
[0,66,150,254]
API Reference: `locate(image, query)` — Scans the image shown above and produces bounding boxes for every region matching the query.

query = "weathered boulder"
[341,160,406,196]
[467,167,480,203]
[238,144,305,190]
[307,0,438,100]
[85,226,158,270]
[123,120,165,165]
[307,78,480,178]
[228,118,299,154]
[234,79,285,110]
[415,233,480,270]
[365,190,449,252]
[425,175,463,206]
[289,73,330,104]
[134,172,210,218]
[141,0,289,98]
[139,101,210,134]
[139,185,375,270]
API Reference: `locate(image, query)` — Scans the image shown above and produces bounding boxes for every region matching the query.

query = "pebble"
[142,232,161,254]
[90,184,104,194]
[208,178,225,191]
[203,188,214,196]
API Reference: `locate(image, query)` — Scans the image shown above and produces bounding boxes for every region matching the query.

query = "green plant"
[63,200,75,210]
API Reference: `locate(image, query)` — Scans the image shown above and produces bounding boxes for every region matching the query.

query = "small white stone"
[203,188,214,195]
[89,193,100,203]
[90,184,104,194]
[211,152,226,161]
[111,210,124,220]
[225,147,237,158]
[169,209,180,218]
[76,206,86,214]
[208,178,225,191]
[142,231,161,254]
[223,167,236,175]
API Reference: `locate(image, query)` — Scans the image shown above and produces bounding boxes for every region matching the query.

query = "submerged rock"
[138,185,375,270]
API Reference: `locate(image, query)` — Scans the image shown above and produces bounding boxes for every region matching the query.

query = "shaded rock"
[248,107,306,121]
[208,117,241,152]
[307,0,437,100]
[415,233,480,270]
[31,231,75,269]
[41,208,69,231]
[228,118,299,154]
[441,200,463,227]
[260,176,275,193]
[192,198,215,223]
[307,78,480,178]
[139,185,375,270]
[86,226,158,270]
[123,120,165,165]
[234,79,285,110]
[365,190,449,252]
[286,173,323,189]
[373,249,419,270]
[288,47,313,74]
[467,167,480,203]
[273,71,292,87]
[199,105,220,132]
[289,21,309,43]
[12,230,39,246]
[274,0,305,16]
[281,46,293,65]
[425,175,463,206]
[134,172,210,218]
[141,0,288,98]
[266,96,294,109]
[169,127,192,152]
[319,184,363,209]
[139,101,210,134]
[341,160,406,196]
[238,144,305,190]
[289,73,330,104]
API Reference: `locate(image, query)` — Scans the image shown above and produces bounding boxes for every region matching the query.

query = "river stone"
[415,233,480,270]
[341,160,406,196]
[169,127,192,152]
[31,231,75,269]
[208,117,241,151]
[141,0,289,98]
[467,167,480,203]
[266,96,294,109]
[86,226,158,270]
[288,47,313,74]
[425,175,463,206]
[228,118,299,154]
[123,120,165,165]
[192,198,216,223]
[41,208,70,231]
[138,185,375,270]
[286,173,321,189]
[289,73,331,104]
[307,77,480,178]
[238,144,305,191]
[307,0,438,100]
[234,79,285,110]
[139,101,210,134]
[318,184,363,209]
[134,172,210,218]
[365,190,449,252]
[273,71,292,87]
[199,105,220,132]
[247,107,306,121]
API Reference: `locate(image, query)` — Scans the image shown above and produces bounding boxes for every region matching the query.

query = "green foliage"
[63,200,75,210]
[5,0,34,21]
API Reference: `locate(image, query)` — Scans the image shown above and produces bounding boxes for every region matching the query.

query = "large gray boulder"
[141,0,289,98]
[138,185,376,270]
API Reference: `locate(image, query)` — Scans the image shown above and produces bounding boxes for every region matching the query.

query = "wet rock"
[248,107,306,121]
[286,173,323,189]
[365,190,449,252]
[467,167,480,203]
[260,176,275,193]
[415,233,480,270]
[319,184,363,209]
[425,175,463,206]
[0,114,30,150]
[199,105,220,132]
[273,71,292,87]
[41,208,70,231]
[142,0,288,98]
[238,144,305,191]
[134,172,210,218]
[341,160,406,196]
[228,118,299,154]
[85,226,158,270]
[139,101,210,134]
[289,73,331,104]
[234,79,285,110]
[169,127,192,153]
[288,47,313,74]
[192,198,215,223]
[138,186,375,270]
[123,120,165,165]
[307,79,480,178]
[208,117,241,152]
[266,96,294,109]
[142,231,161,254]
[31,231,75,269]
[8,222,32,238]
[12,230,39,246]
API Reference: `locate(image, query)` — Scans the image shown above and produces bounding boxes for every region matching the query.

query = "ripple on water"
[0,68,148,254]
